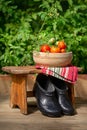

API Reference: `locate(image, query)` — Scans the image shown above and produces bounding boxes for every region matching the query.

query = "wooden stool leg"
[67,83,75,106]
[10,74,28,114]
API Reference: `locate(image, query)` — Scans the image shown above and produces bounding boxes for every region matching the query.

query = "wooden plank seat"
[2,66,81,115]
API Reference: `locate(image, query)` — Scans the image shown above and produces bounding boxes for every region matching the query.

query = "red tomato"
[58,41,67,49]
[40,44,51,52]
[61,48,66,53]
[50,46,61,53]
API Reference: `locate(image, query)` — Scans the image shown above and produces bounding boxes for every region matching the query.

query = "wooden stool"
[2,66,79,115]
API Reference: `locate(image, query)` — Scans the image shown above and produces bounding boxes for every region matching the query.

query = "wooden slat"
[2,66,42,74]
[0,96,87,130]
[2,66,82,74]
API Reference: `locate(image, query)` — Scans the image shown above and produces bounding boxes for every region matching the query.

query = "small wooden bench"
[2,66,82,115]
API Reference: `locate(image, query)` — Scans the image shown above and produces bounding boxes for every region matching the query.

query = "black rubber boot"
[33,73,62,117]
[49,76,75,115]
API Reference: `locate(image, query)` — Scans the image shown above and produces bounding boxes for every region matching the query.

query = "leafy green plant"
[0,0,87,73]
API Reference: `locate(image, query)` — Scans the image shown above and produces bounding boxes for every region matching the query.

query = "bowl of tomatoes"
[33,41,73,67]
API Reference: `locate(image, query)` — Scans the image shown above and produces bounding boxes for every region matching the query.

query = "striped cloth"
[36,65,78,83]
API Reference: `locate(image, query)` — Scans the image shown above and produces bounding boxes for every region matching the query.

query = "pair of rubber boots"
[33,73,75,117]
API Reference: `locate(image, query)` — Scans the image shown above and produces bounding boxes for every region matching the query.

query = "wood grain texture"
[0,96,87,130]
[10,74,28,114]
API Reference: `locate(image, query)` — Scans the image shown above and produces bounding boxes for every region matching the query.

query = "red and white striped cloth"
[36,65,78,84]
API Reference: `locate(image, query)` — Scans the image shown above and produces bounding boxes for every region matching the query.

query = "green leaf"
[68,0,73,6]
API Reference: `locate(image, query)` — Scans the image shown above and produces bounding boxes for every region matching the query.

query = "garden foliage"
[0,0,87,73]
